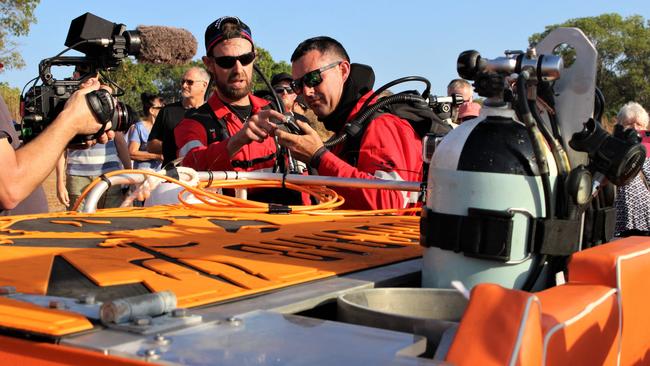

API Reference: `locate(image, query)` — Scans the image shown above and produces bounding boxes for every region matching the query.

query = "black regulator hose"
[254,64,284,114]
[594,87,605,124]
[356,76,432,121]
[517,71,554,292]
[324,92,427,148]
[517,72,554,219]
[253,64,303,174]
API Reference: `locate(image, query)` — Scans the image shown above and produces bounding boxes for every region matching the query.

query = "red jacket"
[319,91,423,210]
[175,94,276,171]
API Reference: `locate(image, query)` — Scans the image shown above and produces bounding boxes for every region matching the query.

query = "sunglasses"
[290,61,342,94]
[181,79,205,87]
[273,86,294,95]
[212,51,256,69]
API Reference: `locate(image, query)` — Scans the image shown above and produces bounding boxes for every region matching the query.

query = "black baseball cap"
[271,72,292,87]
[204,16,253,54]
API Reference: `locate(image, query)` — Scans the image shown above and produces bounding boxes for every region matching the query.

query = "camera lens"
[111,101,136,133]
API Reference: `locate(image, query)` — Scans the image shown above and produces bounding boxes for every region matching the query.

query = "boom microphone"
[65,13,197,66]
[136,26,197,65]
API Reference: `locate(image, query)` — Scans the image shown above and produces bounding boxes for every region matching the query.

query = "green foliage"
[529,13,650,117]
[104,44,289,115]
[252,46,291,92]
[0,0,40,71]
[104,59,203,115]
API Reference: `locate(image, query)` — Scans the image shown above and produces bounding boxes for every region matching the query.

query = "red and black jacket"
[175,93,276,172]
[318,90,424,211]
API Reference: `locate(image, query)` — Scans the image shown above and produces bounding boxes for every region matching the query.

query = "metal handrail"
[80,170,423,213]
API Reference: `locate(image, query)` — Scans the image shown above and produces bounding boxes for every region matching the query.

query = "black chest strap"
[185,103,229,146]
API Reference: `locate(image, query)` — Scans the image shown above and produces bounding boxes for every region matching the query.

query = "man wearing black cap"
[271,72,309,124]
[175,16,278,174]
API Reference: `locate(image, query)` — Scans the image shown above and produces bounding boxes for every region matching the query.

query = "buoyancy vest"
[184,101,275,169]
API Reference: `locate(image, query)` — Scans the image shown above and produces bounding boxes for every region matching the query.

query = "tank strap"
[420,207,584,261]
[532,217,583,256]
[420,207,514,262]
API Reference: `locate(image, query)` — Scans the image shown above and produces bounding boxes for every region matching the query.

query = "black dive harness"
[184,102,275,169]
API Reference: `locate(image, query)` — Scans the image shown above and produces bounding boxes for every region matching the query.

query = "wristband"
[310,146,329,169]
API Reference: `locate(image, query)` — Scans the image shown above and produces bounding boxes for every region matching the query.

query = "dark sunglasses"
[212,51,256,69]
[290,61,342,94]
[181,79,205,87]
[273,86,294,95]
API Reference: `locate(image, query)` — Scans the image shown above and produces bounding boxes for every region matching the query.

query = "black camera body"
[570,119,646,185]
[20,13,139,142]
[428,93,464,123]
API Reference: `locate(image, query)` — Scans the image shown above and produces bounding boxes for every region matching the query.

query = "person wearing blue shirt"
[128,93,164,171]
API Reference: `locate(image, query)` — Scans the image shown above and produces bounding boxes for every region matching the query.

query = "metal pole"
[82,173,148,213]
[80,171,423,213]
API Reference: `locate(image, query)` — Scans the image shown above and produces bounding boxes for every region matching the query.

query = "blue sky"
[2,1,650,96]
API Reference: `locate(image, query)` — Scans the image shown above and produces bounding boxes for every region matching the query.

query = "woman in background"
[128,93,164,171]
[614,101,650,236]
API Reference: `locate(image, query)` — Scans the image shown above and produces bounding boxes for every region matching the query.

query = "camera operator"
[0,75,111,213]
[267,36,423,210]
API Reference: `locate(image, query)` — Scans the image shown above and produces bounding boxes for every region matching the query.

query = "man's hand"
[55,77,114,145]
[226,109,280,156]
[56,181,70,207]
[274,119,324,163]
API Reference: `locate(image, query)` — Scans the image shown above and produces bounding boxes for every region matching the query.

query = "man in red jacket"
[272,36,423,210]
[175,16,276,173]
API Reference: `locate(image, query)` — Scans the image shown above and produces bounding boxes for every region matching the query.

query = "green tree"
[0,0,40,71]
[252,47,291,91]
[104,59,200,113]
[529,13,650,117]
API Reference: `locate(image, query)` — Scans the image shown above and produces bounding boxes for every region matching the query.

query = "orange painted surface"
[446,284,543,366]
[0,206,421,336]
[0,334,149,366]
[0,297,92,336]
[537,284,619,366]
[568,237,650,366]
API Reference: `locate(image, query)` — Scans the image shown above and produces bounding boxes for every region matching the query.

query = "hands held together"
[229,109,325,163]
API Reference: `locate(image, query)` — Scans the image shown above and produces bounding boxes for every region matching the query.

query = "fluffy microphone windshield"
[136,26,197,65]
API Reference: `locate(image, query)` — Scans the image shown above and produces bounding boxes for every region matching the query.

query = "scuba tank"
[420,28,646,291]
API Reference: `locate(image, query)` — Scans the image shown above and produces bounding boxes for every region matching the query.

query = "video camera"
[428,94,464,124]
[20,13,141,143]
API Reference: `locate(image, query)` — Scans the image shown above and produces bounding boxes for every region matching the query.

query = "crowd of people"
[1,15,649,238]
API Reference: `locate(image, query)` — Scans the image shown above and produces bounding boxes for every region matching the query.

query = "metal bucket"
[337,288,467,357]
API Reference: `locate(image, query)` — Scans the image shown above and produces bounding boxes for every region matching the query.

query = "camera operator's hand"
[0,78,115,210]
[273,119,324,163]
[226,109,279,156]
[56,78,113,143]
